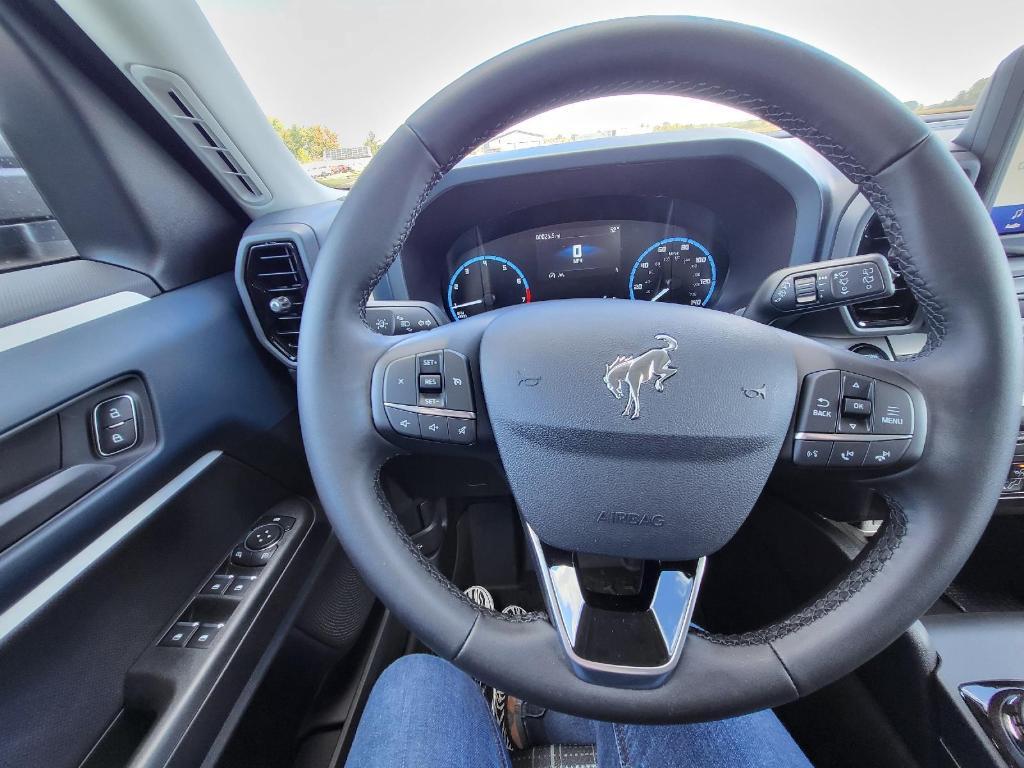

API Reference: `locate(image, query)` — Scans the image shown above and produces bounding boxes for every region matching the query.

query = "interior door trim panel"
[0,451,221,644]
[0,274,298,613]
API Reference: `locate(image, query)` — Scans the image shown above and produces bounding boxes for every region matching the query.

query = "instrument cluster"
[443,219,728,320]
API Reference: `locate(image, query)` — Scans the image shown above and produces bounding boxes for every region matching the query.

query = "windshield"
[198,0,1019,190]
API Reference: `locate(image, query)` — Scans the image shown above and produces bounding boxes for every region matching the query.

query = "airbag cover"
[479,300,797,560]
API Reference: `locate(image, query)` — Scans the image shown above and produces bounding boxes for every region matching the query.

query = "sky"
[197,0,1022,147]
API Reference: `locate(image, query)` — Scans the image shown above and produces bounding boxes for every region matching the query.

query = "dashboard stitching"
[367,81,939,634]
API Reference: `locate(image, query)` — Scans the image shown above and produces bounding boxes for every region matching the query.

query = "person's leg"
[345,654,511,768]
[593,710,813,768]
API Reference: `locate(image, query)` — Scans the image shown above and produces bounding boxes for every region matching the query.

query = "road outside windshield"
[198,0,1020,192]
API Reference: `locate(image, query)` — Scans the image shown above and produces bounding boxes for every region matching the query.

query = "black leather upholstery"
[298,17,1022,721]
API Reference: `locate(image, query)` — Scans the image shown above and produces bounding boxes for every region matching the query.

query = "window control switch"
[201,574,235,596]
[227,575,257,596]
[186,623,224,649]
[160,621,199,648]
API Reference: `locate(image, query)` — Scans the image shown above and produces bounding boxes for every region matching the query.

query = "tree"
[363,130,381,155]
[268,116,340,162]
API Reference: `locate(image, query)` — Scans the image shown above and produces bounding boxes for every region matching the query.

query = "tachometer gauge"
[447,254,532,320]
[628,237,717,306]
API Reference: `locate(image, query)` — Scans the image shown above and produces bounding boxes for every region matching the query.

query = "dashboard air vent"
[244,240,307,361]
[128,65,270,206]
[848,214,919,329]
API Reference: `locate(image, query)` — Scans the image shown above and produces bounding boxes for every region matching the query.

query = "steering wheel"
[298,17,1022,722]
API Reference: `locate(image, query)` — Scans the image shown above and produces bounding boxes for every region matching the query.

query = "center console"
[924,614,1024,767]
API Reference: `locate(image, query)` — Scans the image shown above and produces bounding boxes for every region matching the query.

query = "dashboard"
[397,133,819,322]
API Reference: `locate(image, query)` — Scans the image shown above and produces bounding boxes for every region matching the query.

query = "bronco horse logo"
[603,334,678,420]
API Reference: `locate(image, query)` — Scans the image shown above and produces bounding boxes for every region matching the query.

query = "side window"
[0,130,77,273]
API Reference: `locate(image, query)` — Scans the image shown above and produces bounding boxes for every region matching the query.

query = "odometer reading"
[447,254,532,320]
[628,237,717,306]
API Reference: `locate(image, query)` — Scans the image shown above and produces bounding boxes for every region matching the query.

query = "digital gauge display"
[444,219,725,319]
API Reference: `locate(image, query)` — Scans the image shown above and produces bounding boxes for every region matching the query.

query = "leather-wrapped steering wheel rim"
[298,17,1022,722]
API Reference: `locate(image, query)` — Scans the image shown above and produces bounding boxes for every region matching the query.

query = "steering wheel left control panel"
[382,350,477,444]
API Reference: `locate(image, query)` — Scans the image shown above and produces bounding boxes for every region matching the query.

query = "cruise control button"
[418,393,445,408]
[842,397,872,417]
[829,441,868,467]
[386,406,421,438]
[842,373,872,398]
[443,350,474,412]
[793,440,832,467]
[384,356,417,406]
[418,414,448,441]
[447,418,476,445]
[865,439,910,467]
[872,381,913,434]
[796,371,840,433]
[418,374,442,392]
[417,351,443,374]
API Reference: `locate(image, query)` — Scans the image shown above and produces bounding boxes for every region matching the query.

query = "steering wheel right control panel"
[792,370,917,470]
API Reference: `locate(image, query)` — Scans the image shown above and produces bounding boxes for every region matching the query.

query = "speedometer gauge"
[447,254,532,320]
[628,237,717,306]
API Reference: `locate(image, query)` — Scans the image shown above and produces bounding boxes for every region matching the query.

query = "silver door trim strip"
[0,451,222,644]
[0,291,150,354]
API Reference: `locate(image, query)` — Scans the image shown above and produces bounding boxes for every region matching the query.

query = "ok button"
[842,397,872,417]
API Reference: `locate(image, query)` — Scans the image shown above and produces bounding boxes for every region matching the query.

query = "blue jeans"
[345,655,813,768]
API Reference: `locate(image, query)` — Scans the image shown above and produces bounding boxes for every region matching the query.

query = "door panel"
[0,274,319,767]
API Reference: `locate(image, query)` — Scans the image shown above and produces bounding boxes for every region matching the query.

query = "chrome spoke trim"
[525,524,705,688]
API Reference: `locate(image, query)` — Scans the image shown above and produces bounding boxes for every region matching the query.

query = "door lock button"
[95,395,136,429]
[96,418,138,456]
